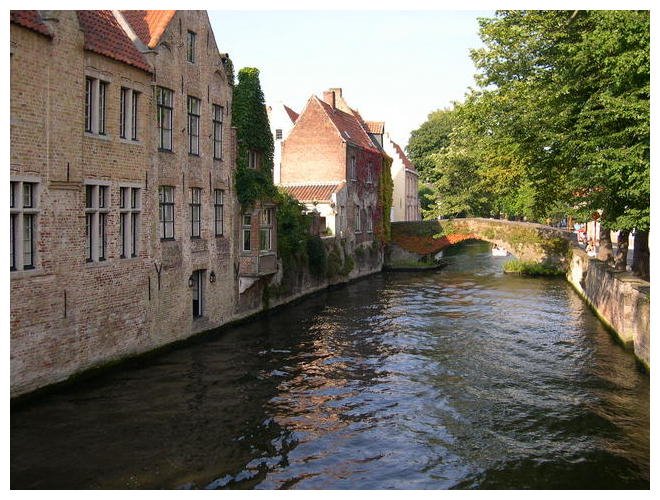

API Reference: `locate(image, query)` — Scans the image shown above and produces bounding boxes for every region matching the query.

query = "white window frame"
[366,161,373,185]
[214,189,224,236]
[260,208,273,252]
[187,30,196,63]
[120,87,140,141]
[367,206,373,233]
[188,96,201,155]
[190,187,202,238]
[242,213,252,252]
[159,186,175,240]
[350,156,357,181]
[157,87,173,151]
[212,104,224,160]
[119,185,141,258]
[84,181,110,262]
[248,150,261,169]
[85,76,109,136]
[10,178,40,272]
[355,204,361,233]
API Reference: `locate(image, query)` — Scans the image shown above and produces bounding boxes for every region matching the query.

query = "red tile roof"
[283,105,299,123]
[281,182,345,203]
[390,138,416,171]
[365,121,384,134]
[315,97,380,153]
[77,11,152,73]
[10,11,53,37]
[121,10,176,49]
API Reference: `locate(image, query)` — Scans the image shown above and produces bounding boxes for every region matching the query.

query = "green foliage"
[306,236,327,277]
[275,190,311,264]
[407,108,458,182]
[232,67,276,207]
[418,184,435,213]
[417,11,649,231]
[376,154,394,243]
[503,259,564,277]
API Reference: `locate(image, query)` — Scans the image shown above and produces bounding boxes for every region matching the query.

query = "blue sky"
[208,10,491,149]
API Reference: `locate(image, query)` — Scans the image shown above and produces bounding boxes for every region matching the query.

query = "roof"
[365,121,384,134]
[10,11,53,37]
[283,105,299,123]
[77,11,152,73]
[389,138,416,172]
[281,182,345,203]
[120,10,176,49]
[315,97,380,153]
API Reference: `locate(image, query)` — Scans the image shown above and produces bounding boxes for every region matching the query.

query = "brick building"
[280,88,385,246]
[10,10,240,397]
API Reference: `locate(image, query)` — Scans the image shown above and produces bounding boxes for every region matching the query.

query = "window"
[242,213,252,251]
[248,150,261,169]
[119,187,141,258]
[10,181,39,271]
[367,206,373,233]
[191,269,204,318]
[157,87,173,151]
[188,96,201,155]
[275,129,283,140]
[214,189,224,236]
[349,156,357,181]
[85,183,109,262]
[159,186,175,239]
[190,187,201,238]
[355,204,361,233]
[213,104,223,159]
[85,77,108,135]
[366,162,373,184]
[120,88,140,141]
[187,31,196,63]
[260,208,273,252]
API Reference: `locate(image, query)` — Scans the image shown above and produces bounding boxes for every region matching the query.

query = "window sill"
[158,148,174,154]
[10,268,48,279]
[85,259,112,269]
[215,234,225,238]
[84,132,111,141]
[160,237,176,242]
[213,157,223,162]
[119,138,142,146]
[190,236,202,240]
[189,153,201,158]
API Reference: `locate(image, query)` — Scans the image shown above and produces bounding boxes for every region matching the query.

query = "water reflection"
[11,241,649,489]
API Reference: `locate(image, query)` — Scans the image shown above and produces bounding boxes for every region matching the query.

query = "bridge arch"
[387,218,573,269]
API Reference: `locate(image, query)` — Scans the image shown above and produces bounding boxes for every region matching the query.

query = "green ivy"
[232,67,276,207]
[376,154,394,243]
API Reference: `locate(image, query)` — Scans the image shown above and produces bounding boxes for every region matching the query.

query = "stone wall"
[567,245,650,369]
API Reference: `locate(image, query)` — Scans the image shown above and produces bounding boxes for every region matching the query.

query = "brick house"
[10,10,239,397]
[280,88,384,246]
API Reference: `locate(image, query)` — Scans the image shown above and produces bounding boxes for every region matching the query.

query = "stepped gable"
[281,182,345,203]
[283,105,299,123]
[10,11,53,37]
[315,97,380,153]
[77,11,152,73]
[389,138,415,171]
[121,10,176,49]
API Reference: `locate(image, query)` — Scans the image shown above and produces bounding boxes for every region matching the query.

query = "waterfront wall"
[567,245,650,369]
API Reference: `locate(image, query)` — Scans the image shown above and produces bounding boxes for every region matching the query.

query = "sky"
[208,10,491,149]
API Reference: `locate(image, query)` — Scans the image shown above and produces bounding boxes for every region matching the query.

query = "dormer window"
[187,31,196,63]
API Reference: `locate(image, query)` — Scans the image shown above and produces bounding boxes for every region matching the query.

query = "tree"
[232,67,276,207]
[406,108,457,183]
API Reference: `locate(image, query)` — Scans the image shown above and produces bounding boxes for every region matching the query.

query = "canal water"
[11,241,649,489]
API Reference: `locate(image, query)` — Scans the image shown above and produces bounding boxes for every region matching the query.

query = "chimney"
[322,90,336,109]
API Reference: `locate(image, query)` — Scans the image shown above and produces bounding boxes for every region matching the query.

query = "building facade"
[280,88,384,246]
[383,133,421,221]
[10,10,242,397]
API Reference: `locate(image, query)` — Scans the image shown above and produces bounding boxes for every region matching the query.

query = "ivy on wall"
[377,153,394,243]
[231,67,276,207]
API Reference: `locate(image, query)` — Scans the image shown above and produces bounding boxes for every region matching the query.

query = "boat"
[492,245,508,256]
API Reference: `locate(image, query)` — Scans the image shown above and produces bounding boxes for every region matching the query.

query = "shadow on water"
[10,240,649,489]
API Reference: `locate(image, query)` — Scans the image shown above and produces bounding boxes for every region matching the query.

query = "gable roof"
[389,138,416,172]
[281,182,346,203]
[77,11,152,73]
[10,10,53,38]
[315,97,380,153]
[365,121,384,135]
[120,10,176,49]
[283,105,299,123]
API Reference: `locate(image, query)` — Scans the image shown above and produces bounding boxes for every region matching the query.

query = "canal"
[10,241,649,489]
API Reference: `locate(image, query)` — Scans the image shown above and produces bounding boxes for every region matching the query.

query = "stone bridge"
[387,218,574,269]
